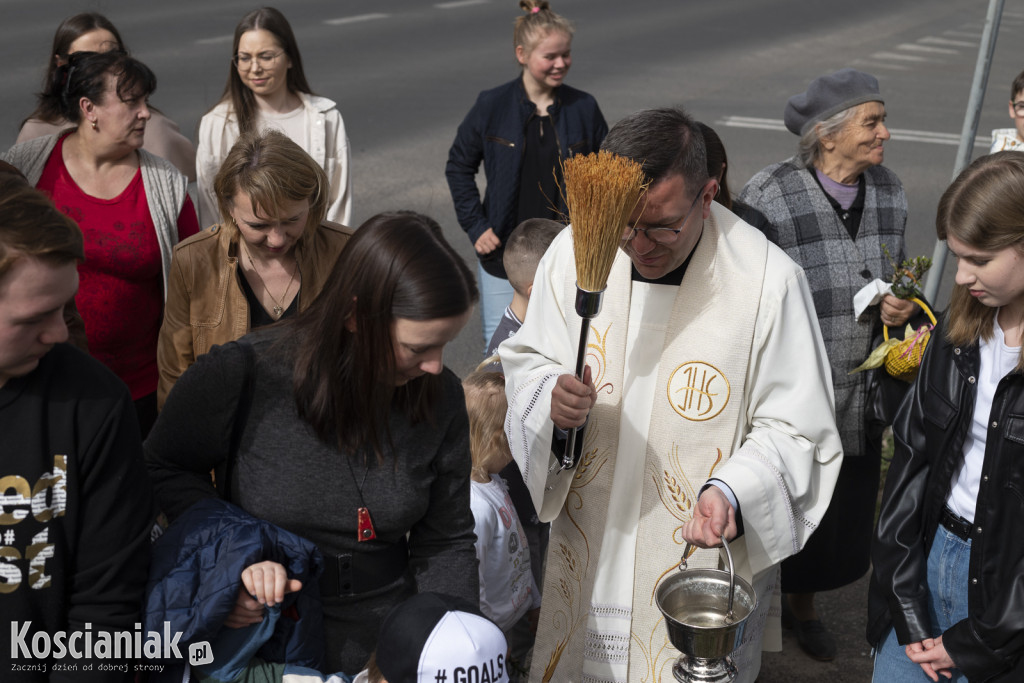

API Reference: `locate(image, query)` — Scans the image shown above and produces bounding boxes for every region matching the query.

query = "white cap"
[376,593,508,683]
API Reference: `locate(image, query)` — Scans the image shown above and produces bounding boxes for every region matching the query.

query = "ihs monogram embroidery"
[667,361,730,421]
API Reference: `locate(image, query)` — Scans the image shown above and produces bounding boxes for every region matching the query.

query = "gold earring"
[91,121,98,130]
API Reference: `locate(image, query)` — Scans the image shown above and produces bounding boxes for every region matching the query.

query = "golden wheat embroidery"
[648,447,725,603]
[586,322,615,396]
[631,613,680,683]
[543,425,607,681]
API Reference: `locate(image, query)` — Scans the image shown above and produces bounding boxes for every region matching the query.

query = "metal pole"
[923,0,1004,304]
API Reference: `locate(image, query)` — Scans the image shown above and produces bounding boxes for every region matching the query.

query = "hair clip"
[61,65,76,100]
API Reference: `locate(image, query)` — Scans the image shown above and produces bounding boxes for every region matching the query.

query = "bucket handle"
[680,535,737,622]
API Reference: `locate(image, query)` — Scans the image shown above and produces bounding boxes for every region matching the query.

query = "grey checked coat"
[737,159,907,457]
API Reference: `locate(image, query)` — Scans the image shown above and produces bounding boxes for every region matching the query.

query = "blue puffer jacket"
[445,77,607,261]
[145,498,325,674]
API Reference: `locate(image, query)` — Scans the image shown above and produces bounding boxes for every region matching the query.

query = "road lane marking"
[919,36,976,47]
[852,60,911,71]
[870,51,930,62]
[437,0,490,8]
[718,117,987,146]
[196,34,234,45]
[324,13,389,25]
[898,43,959,54]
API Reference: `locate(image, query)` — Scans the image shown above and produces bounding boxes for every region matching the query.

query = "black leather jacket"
[868,320,1024,681]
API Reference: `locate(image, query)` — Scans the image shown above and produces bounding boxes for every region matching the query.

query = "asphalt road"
[3,0,1023,376]
[2,1,1022,680]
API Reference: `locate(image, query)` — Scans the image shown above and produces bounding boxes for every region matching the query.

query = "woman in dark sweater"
[145,212,479,675]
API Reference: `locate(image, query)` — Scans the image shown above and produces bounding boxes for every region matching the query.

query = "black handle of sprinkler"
[560,287,604,471]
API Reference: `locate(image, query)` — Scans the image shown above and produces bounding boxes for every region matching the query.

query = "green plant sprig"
[882,244,932,300]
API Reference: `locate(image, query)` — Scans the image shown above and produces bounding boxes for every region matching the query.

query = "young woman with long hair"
[196,7,351,227]
[147,211,479,675]
[870,151,1024,682]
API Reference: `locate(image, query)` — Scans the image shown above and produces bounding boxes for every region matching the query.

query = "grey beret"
[784,68,884,136]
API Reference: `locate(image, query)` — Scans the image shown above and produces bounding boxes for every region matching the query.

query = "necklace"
[346,455,377,542]
[241,243,297,318]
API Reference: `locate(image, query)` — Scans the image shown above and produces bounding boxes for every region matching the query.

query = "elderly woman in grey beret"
[737,68,916,662]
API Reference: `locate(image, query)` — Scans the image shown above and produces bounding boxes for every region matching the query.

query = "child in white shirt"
[990,68,1024,152]
[463,371,541,677]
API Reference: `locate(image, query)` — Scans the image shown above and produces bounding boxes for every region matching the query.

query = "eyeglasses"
[1013,101,1024,116]
[621,186,705,245]
[232,51,284,70]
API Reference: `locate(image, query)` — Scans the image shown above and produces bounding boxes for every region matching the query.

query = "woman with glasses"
[17,12,196,181]
[445,0,606,346]
[196,6,351,227]
[737,69,915,663]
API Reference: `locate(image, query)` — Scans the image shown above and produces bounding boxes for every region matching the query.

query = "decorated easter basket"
[850,251,934,384]
[881,297,937,382]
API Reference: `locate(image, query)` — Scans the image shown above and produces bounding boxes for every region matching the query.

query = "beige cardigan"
[195,93,352,227]
[18,111,196,182]
[2,132,191,299]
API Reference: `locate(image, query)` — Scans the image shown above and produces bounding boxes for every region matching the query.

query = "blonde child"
[480,218,561,666]
[463,371,541,678]
[446,0,606,344]
[486,217,564,358]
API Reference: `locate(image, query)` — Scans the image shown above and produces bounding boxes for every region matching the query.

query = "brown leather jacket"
[156,220,352,408]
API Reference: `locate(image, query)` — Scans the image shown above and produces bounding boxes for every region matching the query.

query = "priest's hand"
[551,364,596,430]
[681,487,737,548]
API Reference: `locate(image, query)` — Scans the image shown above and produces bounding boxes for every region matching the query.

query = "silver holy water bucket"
[655,536,758,682]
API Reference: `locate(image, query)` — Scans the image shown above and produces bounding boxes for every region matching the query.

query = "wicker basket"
[882,297,937,382]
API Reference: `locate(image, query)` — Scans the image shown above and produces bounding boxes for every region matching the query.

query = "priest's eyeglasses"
[621,188,704,245]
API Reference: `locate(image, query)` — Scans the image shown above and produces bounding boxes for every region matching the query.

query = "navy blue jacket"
[145,499,325,673]
[445,77,607,261]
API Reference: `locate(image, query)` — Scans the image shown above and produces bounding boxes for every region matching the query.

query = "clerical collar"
[629,231,703,286]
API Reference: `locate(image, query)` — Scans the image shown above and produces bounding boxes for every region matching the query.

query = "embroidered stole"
[532,210,769,682]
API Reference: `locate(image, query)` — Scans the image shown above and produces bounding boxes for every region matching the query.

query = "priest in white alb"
[499,107,843,683]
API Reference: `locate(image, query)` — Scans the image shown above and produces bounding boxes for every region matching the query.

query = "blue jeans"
[477,261,514,347]
[872,523,971,682]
